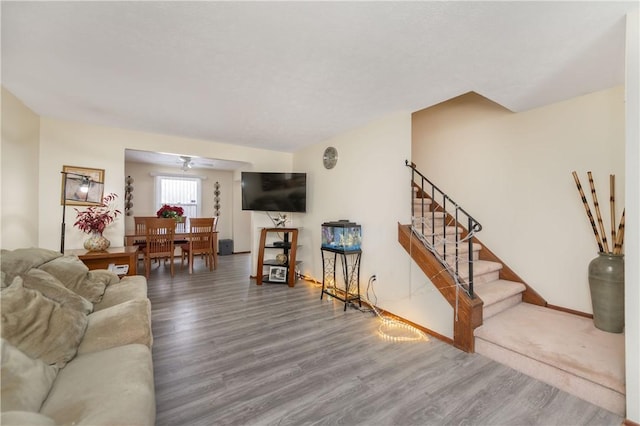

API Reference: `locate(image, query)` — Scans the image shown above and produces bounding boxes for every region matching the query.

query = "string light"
[377,318,428,342]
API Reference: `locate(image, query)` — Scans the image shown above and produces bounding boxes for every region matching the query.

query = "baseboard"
[623,419,640,426]
[547,304,593,319]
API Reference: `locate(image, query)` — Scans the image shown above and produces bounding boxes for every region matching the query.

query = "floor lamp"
[60,171,100,253]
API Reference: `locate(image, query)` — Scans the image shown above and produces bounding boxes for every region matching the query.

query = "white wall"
[412,87,626,315]
[293,112,454,336]
[37,117,292,251]
[624,7,640,424]
[1,88,40,249]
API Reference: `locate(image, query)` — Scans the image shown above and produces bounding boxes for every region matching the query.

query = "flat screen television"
[241,172,307,213]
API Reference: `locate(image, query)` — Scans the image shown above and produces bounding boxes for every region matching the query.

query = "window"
[155,176,201,220]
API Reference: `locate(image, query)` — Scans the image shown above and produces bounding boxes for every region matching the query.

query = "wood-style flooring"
[146,253,623,426]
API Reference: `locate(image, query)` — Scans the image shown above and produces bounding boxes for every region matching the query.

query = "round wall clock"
[323,146,338,169]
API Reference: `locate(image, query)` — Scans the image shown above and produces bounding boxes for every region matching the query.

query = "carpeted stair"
[412,188,626,416]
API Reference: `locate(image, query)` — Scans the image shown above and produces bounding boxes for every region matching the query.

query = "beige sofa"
[0,248,155,426]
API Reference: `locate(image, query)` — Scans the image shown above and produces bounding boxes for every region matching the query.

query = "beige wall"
[1,88,41,249]
[34,117,292,251]
[412,87,626,314]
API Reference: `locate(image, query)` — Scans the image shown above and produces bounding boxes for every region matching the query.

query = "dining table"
[124,231,218,247]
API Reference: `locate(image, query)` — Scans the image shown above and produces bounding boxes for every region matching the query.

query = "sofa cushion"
[0,339,58,412]
[0,277,88,367]
[23,269,93,315]
[93,275,148,311]
[0,248,62,283]
[0,411,57,426]
[40,344,156,426]
[38,256,118,303]
[78,299,152,354]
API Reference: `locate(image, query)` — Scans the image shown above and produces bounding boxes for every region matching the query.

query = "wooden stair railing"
[398,223,483,352]
[414,185,547,308]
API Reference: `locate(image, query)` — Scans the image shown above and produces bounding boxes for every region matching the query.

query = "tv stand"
[256,228,300,287]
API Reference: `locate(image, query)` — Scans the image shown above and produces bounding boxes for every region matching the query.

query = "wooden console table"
[65,246,138,276]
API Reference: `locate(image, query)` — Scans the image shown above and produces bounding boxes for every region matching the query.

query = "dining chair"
[180,217,216,274]
[133,216,156,245]
[174,217,189,245]
[132,216,156,262]
[143,218,176,278]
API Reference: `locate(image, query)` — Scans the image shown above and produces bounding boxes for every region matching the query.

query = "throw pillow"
[38,255,116,303]
[78,299,152,354]
[0,277,88,367]
[23,269,93,315]
[0,248,63,283]
[0,339,58,412]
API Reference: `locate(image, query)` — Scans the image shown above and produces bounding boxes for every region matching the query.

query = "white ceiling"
[2,1,637,157]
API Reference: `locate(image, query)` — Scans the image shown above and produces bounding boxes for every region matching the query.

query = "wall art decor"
[214,181,221,217]
[60,165,105,206]
[125,175,134,216]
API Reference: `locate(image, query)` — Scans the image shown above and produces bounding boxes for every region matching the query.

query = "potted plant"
[156,204,184,221]
[74,193,121,251]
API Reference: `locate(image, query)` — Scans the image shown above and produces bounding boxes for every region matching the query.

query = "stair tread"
[415,225,464,236]
[412,211,447,218]
[428,241,482,253]
[457,259,502,279]
[474,303,625,394]
[474,279,525,306]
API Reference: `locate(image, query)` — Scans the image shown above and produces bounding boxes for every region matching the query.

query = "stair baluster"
[406,160,482,298]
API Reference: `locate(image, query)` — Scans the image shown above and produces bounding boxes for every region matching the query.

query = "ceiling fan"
[179,156,193,171]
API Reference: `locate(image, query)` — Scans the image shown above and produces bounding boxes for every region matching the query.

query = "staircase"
[401,163,626,416]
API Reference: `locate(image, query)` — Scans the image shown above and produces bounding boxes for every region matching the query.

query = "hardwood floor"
[147,254,622,426]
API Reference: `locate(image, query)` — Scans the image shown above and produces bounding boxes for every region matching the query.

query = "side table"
[320,247,362,311]
[65,246,138,276]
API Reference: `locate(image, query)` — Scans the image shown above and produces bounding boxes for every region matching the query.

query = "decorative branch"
[587,172,609,253]
[613,209,625,255]
[609,174,616,244]
[572,171,624,255]
[572,171,604,252]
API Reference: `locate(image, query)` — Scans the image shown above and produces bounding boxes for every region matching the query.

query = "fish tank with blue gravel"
[321,221,361,251]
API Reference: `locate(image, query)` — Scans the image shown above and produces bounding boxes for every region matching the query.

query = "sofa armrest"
[93,276,147,311]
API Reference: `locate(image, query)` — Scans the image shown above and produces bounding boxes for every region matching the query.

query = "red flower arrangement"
[74,193,121,235]
[156,204,184,219]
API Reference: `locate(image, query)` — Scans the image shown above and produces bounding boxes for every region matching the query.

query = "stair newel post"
[468,216,475,298]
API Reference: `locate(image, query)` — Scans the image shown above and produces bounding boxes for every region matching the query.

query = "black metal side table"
[320,247,362,311]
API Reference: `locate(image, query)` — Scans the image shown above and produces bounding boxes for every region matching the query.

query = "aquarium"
[321,221,361,251]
